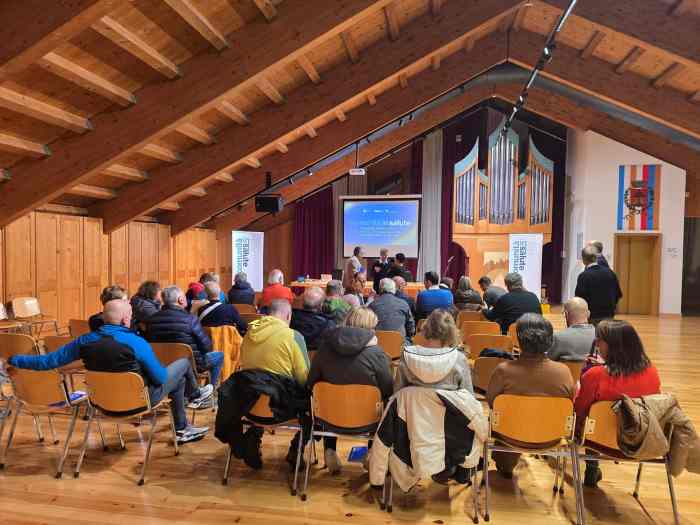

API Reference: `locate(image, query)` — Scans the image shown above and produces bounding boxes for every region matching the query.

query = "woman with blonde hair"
[395,309,472,392]
[306,306,393,474]
[454,276,483,311]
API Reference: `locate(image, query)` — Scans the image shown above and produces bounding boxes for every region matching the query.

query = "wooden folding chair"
[68,319,91,337]
[376,330,404,361]
[76,371,179,485]
[43,335,85,390]
[222,393,309,494]
[563,361,585,383]
[507,323,519,349]
[461,321,500,344]
[232,303,257,315]
[484,395,584,525]
[300,382,383,501]
[457,310,484,326]
[0,367,87,478]
[240,312,264,324]
[11,297,59,337]
[0,304,22,333]
[472,357,510,395]
[465,334,513,359]
[579,401,680,525]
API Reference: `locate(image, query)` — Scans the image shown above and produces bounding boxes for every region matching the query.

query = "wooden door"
[35,213,59,321]
[615,234,661,315]
[142,223,158,282]
[5,214,36,302]
[157,224,171,283]
[110,225,128,291]
[58,216,84,327]
[83,218,105,318]
[128,222,143,295]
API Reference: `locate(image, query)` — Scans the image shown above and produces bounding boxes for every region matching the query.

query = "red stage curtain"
[293,187,334,279]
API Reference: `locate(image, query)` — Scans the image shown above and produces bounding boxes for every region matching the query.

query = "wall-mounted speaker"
[255,194,284,213]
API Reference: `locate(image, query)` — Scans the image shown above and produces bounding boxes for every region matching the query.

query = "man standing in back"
[548,297,596,362]
[575,245,623,324]
[484,273,542,334]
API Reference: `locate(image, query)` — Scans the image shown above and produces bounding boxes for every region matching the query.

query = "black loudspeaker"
[255,194,284,213]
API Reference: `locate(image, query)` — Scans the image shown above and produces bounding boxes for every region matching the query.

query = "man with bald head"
[548,297,596,362]
[290,286,336,352]
[7,299,211,444]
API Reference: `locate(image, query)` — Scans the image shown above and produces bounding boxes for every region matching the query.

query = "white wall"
[563,130,686,314]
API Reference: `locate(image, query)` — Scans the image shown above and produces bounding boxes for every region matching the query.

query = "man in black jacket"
[371,248,392,293]
[484,272,542,334]
[227,272,256,305]
[199,282,247,335]
[386,253,413,282]
[290,287,335,352]
[145,286,224,395]
[575,245,623,324]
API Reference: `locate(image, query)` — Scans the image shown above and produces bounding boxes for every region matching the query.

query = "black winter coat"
[484,289,542,334]
[290,309,336,352]
[228,281,256,305]
[145,306,213,369]
[575,264,623,321]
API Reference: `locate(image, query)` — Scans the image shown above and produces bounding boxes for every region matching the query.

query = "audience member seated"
[88,285,128,331]
[185,281,206,311]
[484,272,542,334]
[235,299,310,469]
[393,276,416,318]
[146,286,224,392]
[342,294,361,309]
[130,280,162,327]
[262,269,294,307]
[371,248,391,293]
[386,252,413,282]
[199,281,248,335]
[343,246,365,291]
[370,278,415,343]
[478,276,507,310]
[439,277,454,292]
[291,287,336,352]
[228,272,256,305]
[200,272,227,303]
[416,271,453,320]
[548,297,595,362]
[307,307,393,473]
[454,276,483,311]
[575,320,661,487]
[486,314,575,478]
[373,308,485,487]
[349,271,372,306]
[322,280,351,324]
[575,245,623,325]
[8,301,211,444]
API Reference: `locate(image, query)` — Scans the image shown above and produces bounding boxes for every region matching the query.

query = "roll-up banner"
[508,233,543,300]
[231,231,264,292]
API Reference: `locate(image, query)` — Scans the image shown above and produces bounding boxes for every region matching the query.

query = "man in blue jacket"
[6,301,211,443]
[146,285,224,392]
[416,271,454,319]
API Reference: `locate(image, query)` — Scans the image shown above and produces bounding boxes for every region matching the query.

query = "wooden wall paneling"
[263,220,294,281]
[128,222,143,295]
[218,232,232,288]
[196,230,206,277]
[0,227,3,304]
[83,217,105,318]
[109,224,128,291]
[173,231,188,290]
[205,229,217,273]
[58,215,84,327]
[34,213,59,322]
[189,230,198,283]
[157,224,171,284]
[141,222,158,282]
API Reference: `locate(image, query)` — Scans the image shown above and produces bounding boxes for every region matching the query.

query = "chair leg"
[300,431,314,501]
[0,400,11,459]
[167,409,179,457]
[56,406,79,479]
[222,446,233,485]
[33,414,45,443]
[553,456,561,493]
[73,408,94,478]
[47,414,58,445]
[291,429,303,496]
[137,413,158,486]
[664,456,681,525]
[386,473,394,513]
[569,444,585,525]
[483,443,490,522]
[96,417,107,451]
[0,401,20,469]
[116,424,126,450]
[559,457,567,494]
[632,463,643,499]
[472,467,480,524]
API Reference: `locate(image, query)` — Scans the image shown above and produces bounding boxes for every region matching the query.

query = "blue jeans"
[204,351,224,386]
[149,358,198,431]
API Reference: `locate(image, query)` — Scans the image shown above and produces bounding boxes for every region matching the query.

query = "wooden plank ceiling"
[0,0,698,233]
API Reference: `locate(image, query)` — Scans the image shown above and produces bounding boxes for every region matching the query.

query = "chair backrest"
[461,320,500,341]
[9,368,69,406]
[507,323,519,348]
[240,312,263,324]
[583,401,619,450]
[375,330,403,360]
[149,342,197,373]
[43,335,73,354]
[312,382,383,430]
[563,361,584,383]
[233,303,257,315]
[85,371,150,413]
[12,297,42,318]
[69,319,91,337]
[492,394,575,444]
[457,310,483,325]
[0,333,39,360]
[466,334,513,359]
[473,357,509,392]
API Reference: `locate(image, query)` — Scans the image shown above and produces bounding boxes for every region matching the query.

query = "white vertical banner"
[232,231,264,292]
[509,233,543,299]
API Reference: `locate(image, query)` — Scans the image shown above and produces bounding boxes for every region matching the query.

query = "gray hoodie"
[394,345,473,393]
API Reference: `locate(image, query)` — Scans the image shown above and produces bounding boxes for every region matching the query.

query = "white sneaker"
[187,384,214,408]
[324,449,342,475]
[176,425,209,444]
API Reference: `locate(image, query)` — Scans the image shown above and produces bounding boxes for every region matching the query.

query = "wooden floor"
[2,314,699,525]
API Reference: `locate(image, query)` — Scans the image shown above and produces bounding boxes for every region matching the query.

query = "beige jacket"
[616,393,700,477]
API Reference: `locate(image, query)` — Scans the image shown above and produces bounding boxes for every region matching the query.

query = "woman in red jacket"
[575,319,661,487]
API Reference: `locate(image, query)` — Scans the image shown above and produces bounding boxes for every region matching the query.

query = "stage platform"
[1,313,699,525]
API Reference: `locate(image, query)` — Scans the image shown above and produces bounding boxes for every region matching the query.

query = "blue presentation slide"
[343,199,420,258]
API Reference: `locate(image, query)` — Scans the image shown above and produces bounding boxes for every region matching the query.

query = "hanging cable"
[502,0,578,135]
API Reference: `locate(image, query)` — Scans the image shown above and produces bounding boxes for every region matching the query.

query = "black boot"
[584,465,602,488]
[243,427,263,470]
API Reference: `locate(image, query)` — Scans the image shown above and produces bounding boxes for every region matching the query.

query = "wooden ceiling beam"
[0,132,50,158]
[177,122,215,145]
[297,55,321,84]
[335,108,347,122]
[214,172,234,183]
[615,46,645,74]
[253,0,277,22]
[39,51,136,107]
[141,144,182,163]
[159,201,181,211]
[384,4,401,41]
[166,33,509,233]
[163,0,229,50]
[580,30,605,60]
[218,101,250,125]
[244,157,262,169]
[0,0,120,80]
[511,5,528,31]
[257,77,285,104]
[185,187,207,197]
[276,142,289,154]
[95,0,520,232]
[69,184,116,199]
[652,63,686,89]
[0,86,92,133]
[340,31,360,63]
[103,164,148,182]
[539,0,700,65]
[398,73,409,88]
[430,0,443,16]
[508,30,700,141]
[92,16,181,79]
[0,169,10,181]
